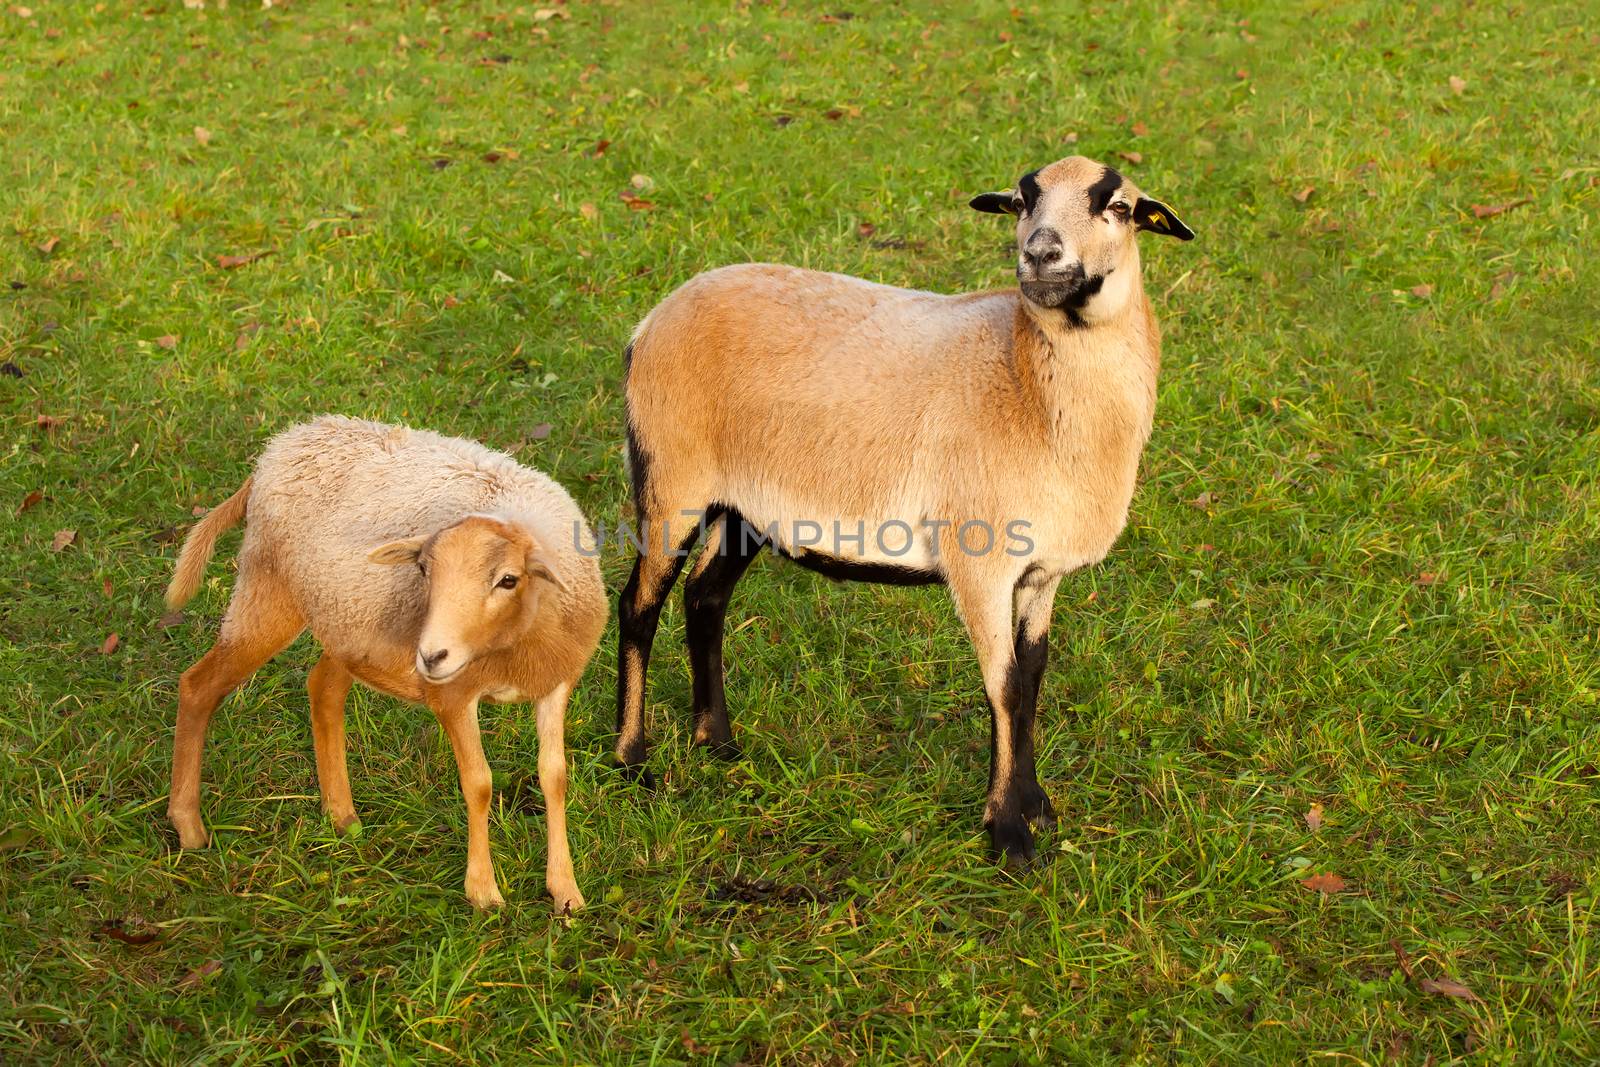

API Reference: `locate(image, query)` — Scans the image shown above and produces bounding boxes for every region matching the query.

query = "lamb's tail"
[165,476,252,611]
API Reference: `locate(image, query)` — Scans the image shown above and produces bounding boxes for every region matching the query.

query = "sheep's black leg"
[683,510,759,758]
[615,522,699,786]
[950,572,1037,867]
[1011,570,1063,829]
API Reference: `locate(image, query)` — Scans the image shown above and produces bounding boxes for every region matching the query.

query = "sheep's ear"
[1133,197,1195,240]
[368,536,427,565]
[524,549,571,595]
[969,190,1020,215]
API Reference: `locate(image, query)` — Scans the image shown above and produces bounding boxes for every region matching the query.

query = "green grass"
[3,0,1598,1061]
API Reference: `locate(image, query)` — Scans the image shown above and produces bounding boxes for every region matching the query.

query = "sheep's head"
[970,155,1193,323]
[368,516,568,684]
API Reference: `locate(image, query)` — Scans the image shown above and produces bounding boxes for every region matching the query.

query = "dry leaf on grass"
[1292,185,1315,204]
[156,335,178,350]
[527,422,552,441]
[18,489,43,515]
[1448,75,1467,95]
[37,235,60,254]
[100,633,120,655]
[1188,490,1216,509]
[1118,150,1143,165]
[51,529,77,552]
[36,413,65,430]
[216,250,269,269]
[1419,977,1480,1002]
[176,960,223,990]
[1414,571,1441,587]
[1410,284,1433,299]
[578,202,598,220]
[1300,872,1346,893]
[1305,802,1324,832]
[1471,199,1530,219]
[193,125,212,145]
[158,610,186,630]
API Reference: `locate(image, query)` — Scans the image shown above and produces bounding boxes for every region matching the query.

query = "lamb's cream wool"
[615,155,1194,865]
[164,416,605,912]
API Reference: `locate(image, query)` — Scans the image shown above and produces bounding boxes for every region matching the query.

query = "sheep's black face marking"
[1084,166,1124,216]
[1016,170,1043,215]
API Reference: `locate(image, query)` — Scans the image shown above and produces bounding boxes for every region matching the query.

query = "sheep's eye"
[1011,195,1025,215]
[496,574,519,590]
[1109,201,1131,219]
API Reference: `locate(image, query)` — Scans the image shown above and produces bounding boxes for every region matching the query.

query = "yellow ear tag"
[1148,211,1167,228]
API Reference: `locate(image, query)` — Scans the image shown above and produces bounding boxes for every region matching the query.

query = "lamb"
[615,155,1195,865]
[163,415,606,912]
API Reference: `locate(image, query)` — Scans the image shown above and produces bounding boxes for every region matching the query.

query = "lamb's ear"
[1133,197,1195,240]
[524,549,571,595]
[368,536,427,565]
[969,190,1020,215]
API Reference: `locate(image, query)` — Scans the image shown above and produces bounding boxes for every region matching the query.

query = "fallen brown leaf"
[1292,185,1315,204]
[94,918,160,946]
[1410,284,1433,299]
[527,422,552,441]
[50,529,77,552]
[1419,977,1479,1002]
[176,959,223,990]
[156,335,178,350]
[158,610,186,630]
[1188,490,1216,509]
[578,202,598,221]
[1300,872,1346,893]
[18,489,43,515]
[1305,802,1324,832]
[36,413,65,430]
[1471,199,1530,219]
[102,577,113,598]
[1448,75,1466,95]
[216,250,269,269]
[858,222,877,237]
[37,235,60,254]
[100,633,120,655]
[1414,571,1440,587]
[482,151,504,164]
[619,191,655,211]
[193,125,212,146]
[591,138,611,157]
[1118,150,1143,165]
[1390,938,1416,980]
[1131,120,1149,136]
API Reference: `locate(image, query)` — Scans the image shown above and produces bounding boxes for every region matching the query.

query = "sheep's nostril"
[420,648,449,671]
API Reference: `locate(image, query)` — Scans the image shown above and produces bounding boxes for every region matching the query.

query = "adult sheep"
[615,155,1195,864]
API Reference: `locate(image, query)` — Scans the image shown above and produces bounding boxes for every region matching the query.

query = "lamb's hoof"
[551,887,586,915]
[170,815,210,850]
[330,812,363,837]
[987,817,1037,870]
[615,761,656,791]
[466,882,506,911]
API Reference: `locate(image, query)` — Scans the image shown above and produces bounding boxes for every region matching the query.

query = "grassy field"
[3,0,1598,1061]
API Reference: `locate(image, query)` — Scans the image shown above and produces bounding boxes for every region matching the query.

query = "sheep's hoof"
[333,815,363,839]
[615,761,656,791]
[987,817,1037,870]
[696,737,741,761]
[1020,788,1056,830]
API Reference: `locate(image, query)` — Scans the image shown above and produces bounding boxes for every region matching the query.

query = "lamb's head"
[971,155,1193,323]
[368,516,568,684]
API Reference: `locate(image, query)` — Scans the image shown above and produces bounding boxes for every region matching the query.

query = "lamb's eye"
[1109,201,1131,219]
[496,574,519,590]
[1011,195,1025,215]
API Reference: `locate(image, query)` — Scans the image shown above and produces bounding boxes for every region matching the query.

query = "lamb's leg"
[536,683,584,914]
[683,511,758,758]
[308,653,359,834]
[615,512,699,782]
[169,577,304,849]
[1012,569,1063,829]
[432,694,501,909]
[948,568,1037,867]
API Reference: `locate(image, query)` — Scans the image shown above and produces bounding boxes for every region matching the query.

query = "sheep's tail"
[165,476,252,610]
